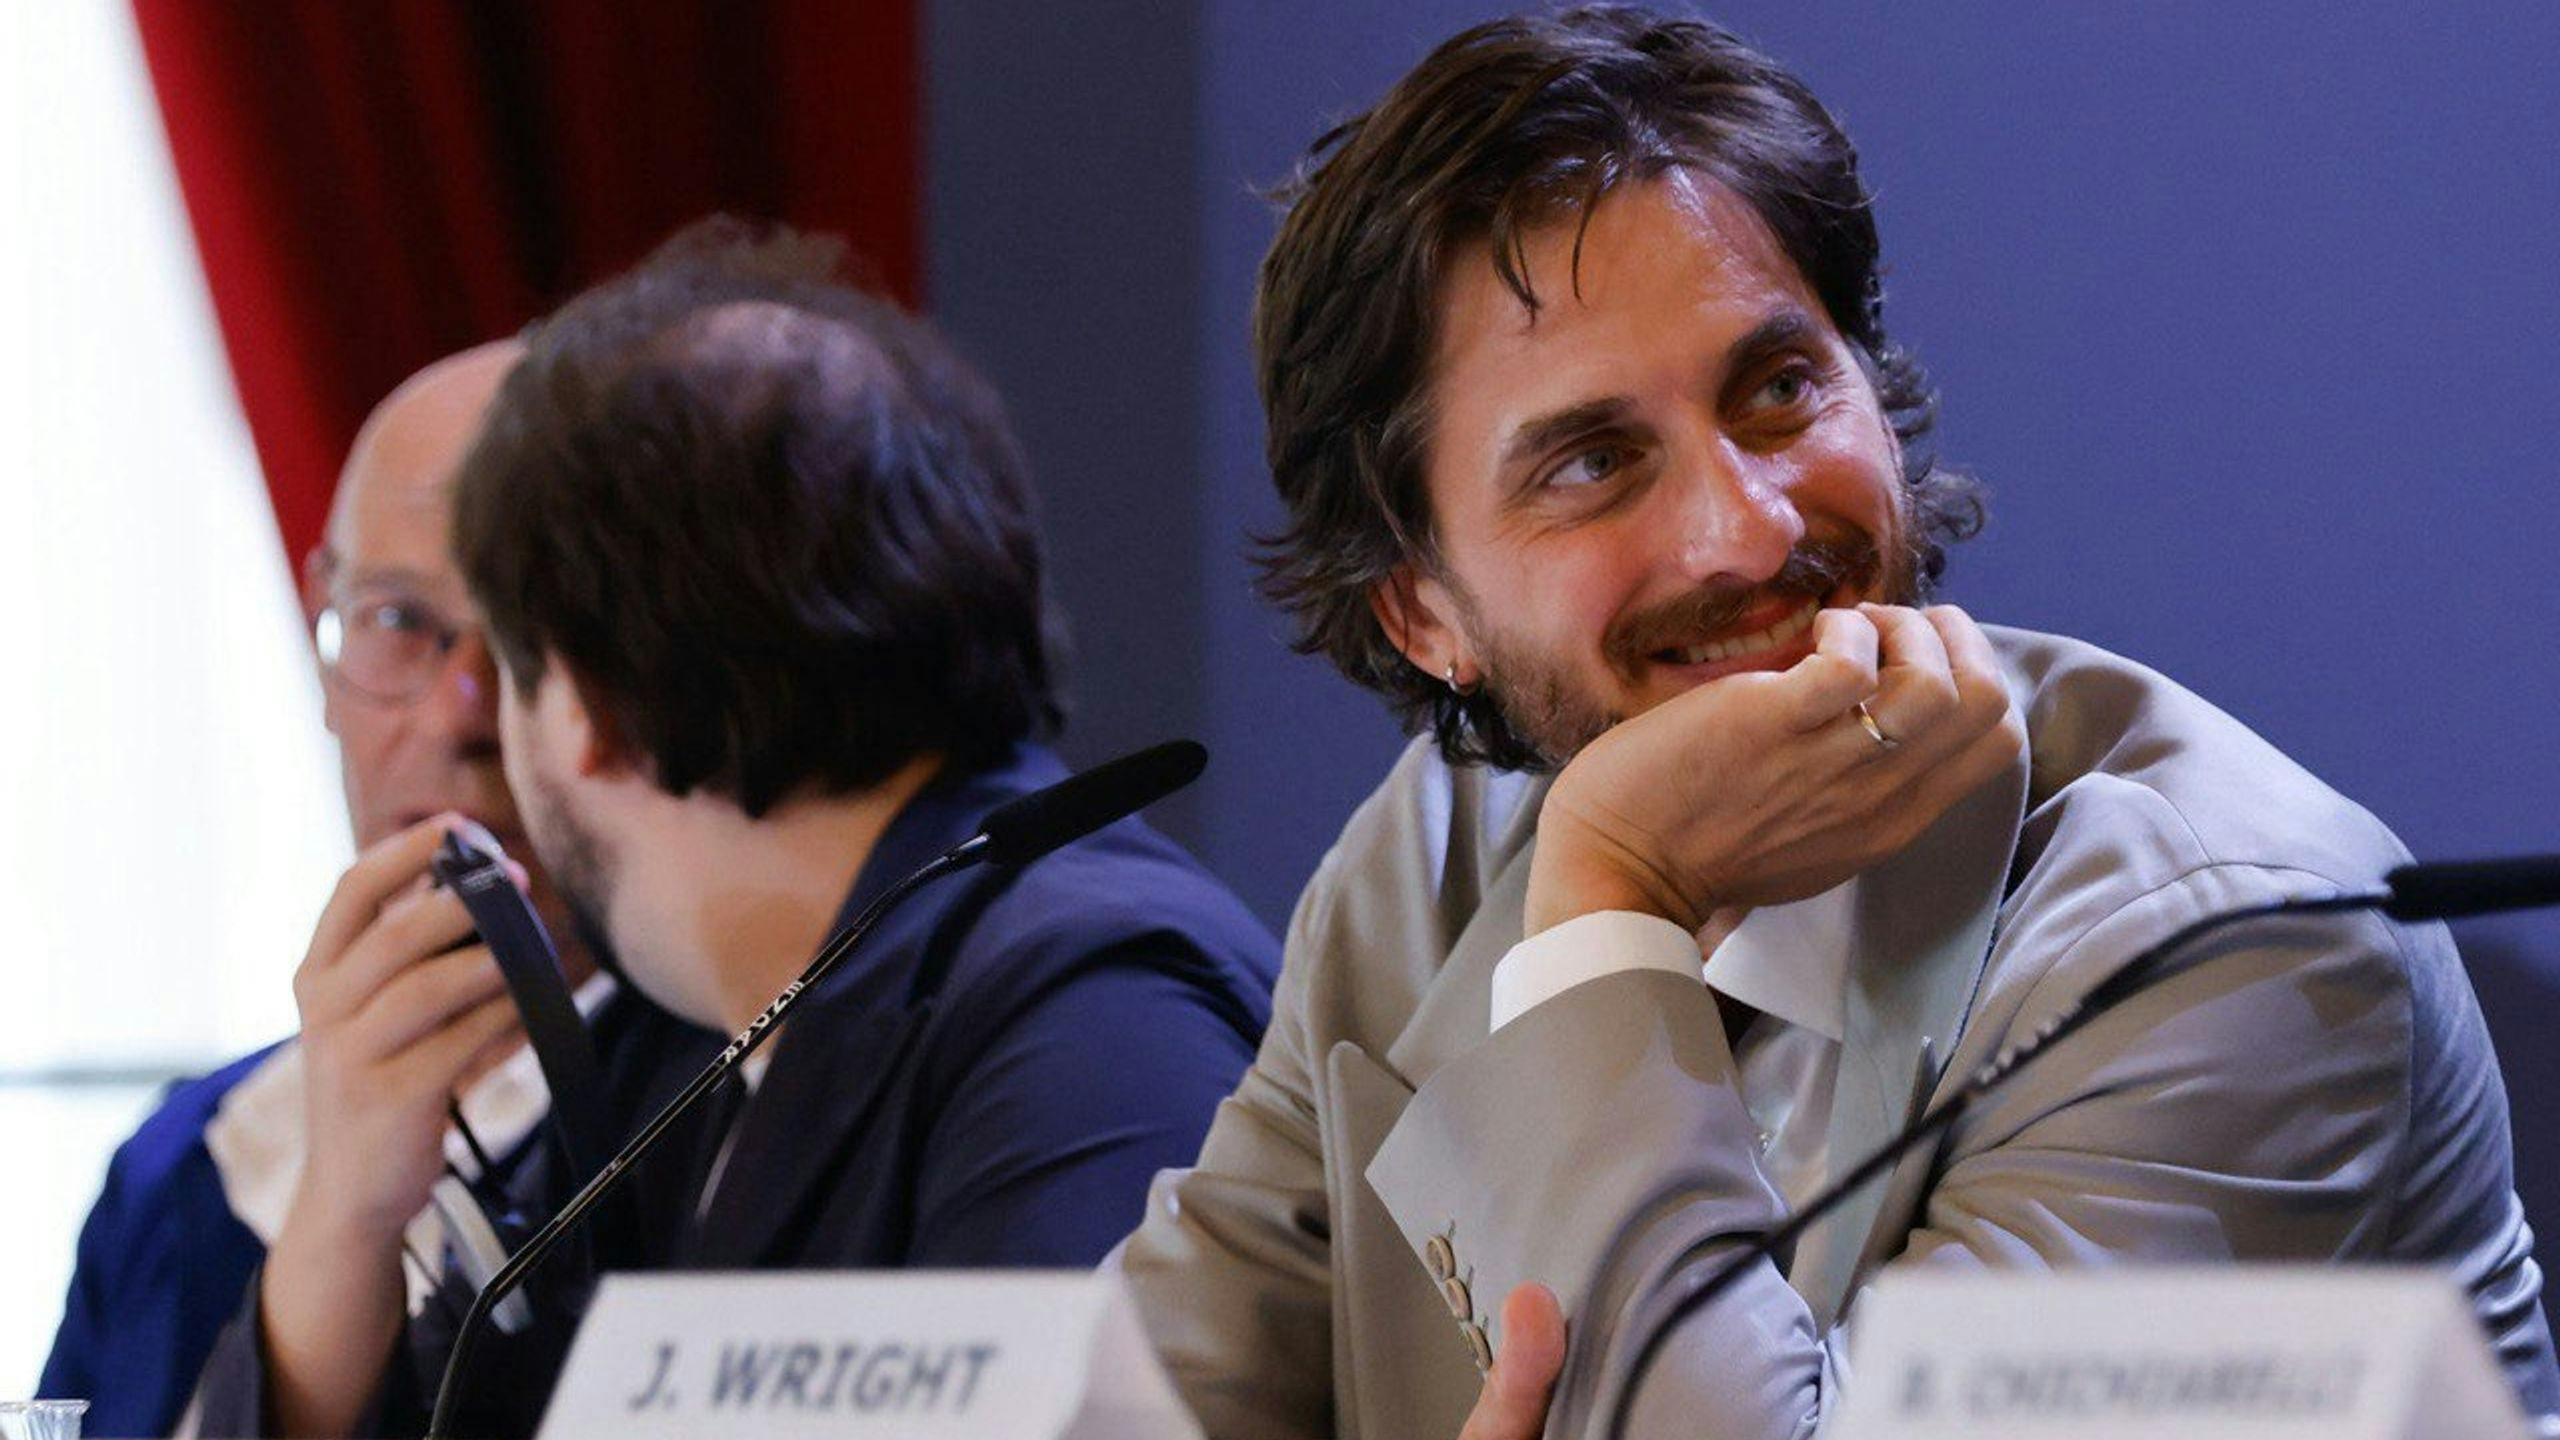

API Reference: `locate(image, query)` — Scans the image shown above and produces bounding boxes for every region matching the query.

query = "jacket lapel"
[1383,766,1547,1090]
[1785,749,2027,1325]
[1383,847,1537,1089]
[683,992,926,1267]
[1330,769,1540,1433]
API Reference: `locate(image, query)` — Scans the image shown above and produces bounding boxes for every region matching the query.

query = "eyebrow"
[1722,309,1821,387]
[334,565,445,595]
[1499,396,1633,472]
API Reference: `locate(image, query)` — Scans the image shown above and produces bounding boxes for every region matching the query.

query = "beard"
[518,761,620,981]
[1453,528,1917,767]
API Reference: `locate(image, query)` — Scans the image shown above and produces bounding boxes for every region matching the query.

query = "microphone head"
[2383,855,2560,922]
[976,740,1208,867]
[432,818,512,882]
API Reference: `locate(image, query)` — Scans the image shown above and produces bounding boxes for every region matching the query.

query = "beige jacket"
[1119,627,2558,1438]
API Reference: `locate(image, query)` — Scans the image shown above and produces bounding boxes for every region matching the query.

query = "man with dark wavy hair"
[194,221,1279,1439]
[1117,9,2556,1437]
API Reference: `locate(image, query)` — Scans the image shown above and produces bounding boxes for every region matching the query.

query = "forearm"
[1557,1194,1830,1440]
[256,1201,409,1437]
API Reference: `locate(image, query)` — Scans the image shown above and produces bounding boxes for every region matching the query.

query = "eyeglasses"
[315,587,484,704]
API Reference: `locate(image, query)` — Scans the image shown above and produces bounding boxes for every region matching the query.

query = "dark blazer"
[196,745,1280,1438]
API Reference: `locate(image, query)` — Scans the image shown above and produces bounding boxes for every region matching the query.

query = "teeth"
[1671,599,1820,667]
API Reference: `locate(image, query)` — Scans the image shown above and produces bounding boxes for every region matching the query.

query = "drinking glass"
[0,1400,85,1440]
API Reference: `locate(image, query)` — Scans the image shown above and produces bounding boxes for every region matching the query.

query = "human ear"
[1368,563,1478,691]
[537,657,638,781]
[299,545,334,633]
[303,546,343,735]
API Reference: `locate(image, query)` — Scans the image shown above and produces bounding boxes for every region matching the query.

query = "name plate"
[537,1270,1203,1439]
[1827,1267,2529,1440]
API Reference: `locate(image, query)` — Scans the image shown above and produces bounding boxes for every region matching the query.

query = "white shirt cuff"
[1489,910,1704,1033]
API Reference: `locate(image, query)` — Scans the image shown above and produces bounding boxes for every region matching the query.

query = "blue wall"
[932,0,2559,1304]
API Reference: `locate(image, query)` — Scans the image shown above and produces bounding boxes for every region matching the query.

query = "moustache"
[1605,535,1877,668]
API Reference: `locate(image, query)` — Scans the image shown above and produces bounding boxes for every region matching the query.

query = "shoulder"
[935,814,1281,1027]
[71,1041,284,1276]
[1992,625,2411,902]
[1978,627,2436,1082]
[102,1041,289,1198]
[46,1049,280,1431]
[1313,736,1546,910]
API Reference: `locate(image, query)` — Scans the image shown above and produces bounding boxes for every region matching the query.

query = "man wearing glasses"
[40,341,680,1436]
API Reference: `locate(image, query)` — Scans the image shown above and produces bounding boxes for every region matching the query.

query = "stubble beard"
[1457,604,1624,768]
[521,763,617,975]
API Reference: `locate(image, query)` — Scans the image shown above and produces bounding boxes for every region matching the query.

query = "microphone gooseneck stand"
[1598,854,2560,1440]
[424,740,1206,1440]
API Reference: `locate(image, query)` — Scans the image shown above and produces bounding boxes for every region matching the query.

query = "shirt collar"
[1701,881,1855,1043]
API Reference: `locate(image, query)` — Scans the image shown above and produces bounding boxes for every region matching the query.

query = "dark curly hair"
[1254,5,1983,771]
[454,217,1063,817]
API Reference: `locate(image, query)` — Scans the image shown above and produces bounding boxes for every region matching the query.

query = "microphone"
[425,741,1208,1439]
[430,826,609,1186]
[977,739,1206,865]
[1596,856,2560,1440]
[2383,855,2560,922]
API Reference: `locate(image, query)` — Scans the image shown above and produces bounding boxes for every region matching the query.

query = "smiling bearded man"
[1114,8,2560,1439]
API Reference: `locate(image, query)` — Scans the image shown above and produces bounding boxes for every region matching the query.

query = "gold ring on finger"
[1855,700,1898,751]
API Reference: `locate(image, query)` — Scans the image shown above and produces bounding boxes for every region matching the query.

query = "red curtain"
[132,0,921,571]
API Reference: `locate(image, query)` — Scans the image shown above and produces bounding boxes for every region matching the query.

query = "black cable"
[446,1096,499,1180]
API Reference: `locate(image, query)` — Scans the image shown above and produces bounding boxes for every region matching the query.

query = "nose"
[1660,439,1804,587]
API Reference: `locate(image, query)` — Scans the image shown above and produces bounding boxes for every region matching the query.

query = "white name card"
[537,1270,1203,1440]
[1827,1267,2530,1440]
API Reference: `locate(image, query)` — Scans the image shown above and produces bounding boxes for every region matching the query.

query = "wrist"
[277,1171,417,1261]
[1524,833,1707,938]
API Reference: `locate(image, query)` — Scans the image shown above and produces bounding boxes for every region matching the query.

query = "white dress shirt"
[1489,889,1854,1212]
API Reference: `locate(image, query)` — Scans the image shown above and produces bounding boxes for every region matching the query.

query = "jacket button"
[1425,1235,1456,1281]
[1463,1321,1493,1373]
[1441,1276,1473,1319]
